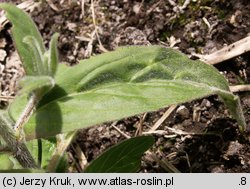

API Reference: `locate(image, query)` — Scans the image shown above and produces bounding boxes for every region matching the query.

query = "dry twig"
[144,128,193,136]
[46,0,60,12]
[81,0,85,17]
[230,85,250,93]
[0,95,14,102]
[84,30,95,57]
[148,105,177,132]
[135,113,147,136]
[145,151,180,173]
[195,35,250,65]
[90,0,108,53]
[71,144,88,172]
[111,122,130,139]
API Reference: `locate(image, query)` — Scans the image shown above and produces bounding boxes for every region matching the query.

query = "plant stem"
[46,131,76,172]
[14,93,38,133]
[0,111,37,168]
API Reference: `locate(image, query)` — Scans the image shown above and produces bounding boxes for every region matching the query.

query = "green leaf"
[26,139,56,169]
[18,76,55,96]
[47,33,59,76]
[46,132,75,173]
[218,91,246,131]
[23,36,46,75]
[85,136,155,173]
[9,46,246,140]
[0,3,45,75]
[54,154,68,173]
[0,153,14,170]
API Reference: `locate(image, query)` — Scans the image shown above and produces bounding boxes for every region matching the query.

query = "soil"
[0,0,250,173]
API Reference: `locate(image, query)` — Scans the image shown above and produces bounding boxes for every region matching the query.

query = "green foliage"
[0,154,21,170]
[9,46,246,140]
[0,3,246,172]
[85,136,155,173]
[0,3,45,75]
[26,139,56,169]
[47,33,59,76]
[0,4,58,97]
[0,136,57,171]
[18,76,55,97]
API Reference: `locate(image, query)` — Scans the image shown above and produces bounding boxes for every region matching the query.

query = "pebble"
[176,105,190,119]
[0,49,7,61]
[200,99,211,108]
[225,141,243,156]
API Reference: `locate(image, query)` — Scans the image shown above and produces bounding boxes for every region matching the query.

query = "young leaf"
[0,3,45,75]
[8,46,246,140]
[47,33,59,76]
[23,36,46,75]
[18,76,55,97]
[85,136,155,173]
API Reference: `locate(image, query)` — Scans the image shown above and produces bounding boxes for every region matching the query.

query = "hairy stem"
[14,93,37,133]
[0,111,37,168]
[46,131,76,172]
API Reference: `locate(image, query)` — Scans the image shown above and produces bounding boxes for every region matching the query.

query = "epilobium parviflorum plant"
[0,3,246,172]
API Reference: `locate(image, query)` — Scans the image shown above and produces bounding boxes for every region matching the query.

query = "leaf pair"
[23,33,59,77]
[0,3,59,100]
[0,3,58,77]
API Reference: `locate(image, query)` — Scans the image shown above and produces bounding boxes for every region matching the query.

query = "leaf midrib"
[37,80,226,112]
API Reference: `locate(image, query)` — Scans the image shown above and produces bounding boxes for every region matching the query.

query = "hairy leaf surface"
[9,46,245,140]
[26,139,56,169]
[0,3,45,75]
[47,33,59,76]
[18,76,55,96]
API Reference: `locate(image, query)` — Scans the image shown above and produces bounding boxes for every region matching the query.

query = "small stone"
[176,105,190,119]
[0,49,7,61]
[211,166,224,173]
[201,99,211,108]
[0,38,7,48]
[225,141,243,156]
[133,3,140,14]
[66,22,77,32]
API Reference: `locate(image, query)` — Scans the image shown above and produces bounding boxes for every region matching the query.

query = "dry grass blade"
[195,35,250,65]
[0,95,14,102]
[111,121,130,139]
[90,0,107,52]
[148,105,177,132]
[144,129,194,136]
[145,151,180,173]
[71,143,88,172]
[230,85,250,93]
[135,113,147,136]
[81,0,85,17]
[46,0,60,12]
